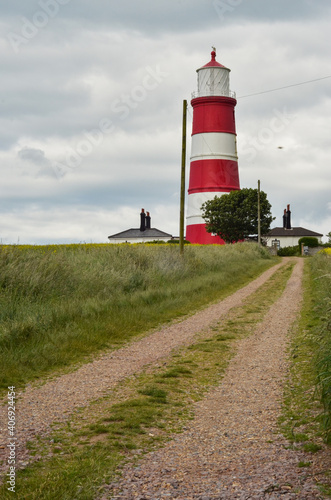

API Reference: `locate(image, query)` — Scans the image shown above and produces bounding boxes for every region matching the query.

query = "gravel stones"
[105,260,329,499]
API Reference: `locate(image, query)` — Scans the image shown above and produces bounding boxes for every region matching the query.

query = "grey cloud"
[17,146,58,178]
[4,0,330,29]
[18,146,48,164]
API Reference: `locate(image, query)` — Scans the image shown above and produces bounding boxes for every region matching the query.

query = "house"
[266,205,323,249]
[108,209,173,244]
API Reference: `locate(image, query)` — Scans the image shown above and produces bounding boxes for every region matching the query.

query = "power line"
[185,73,331,156]
[238,75,331,99]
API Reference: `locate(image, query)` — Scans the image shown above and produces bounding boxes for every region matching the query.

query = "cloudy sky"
[0,0,330,244]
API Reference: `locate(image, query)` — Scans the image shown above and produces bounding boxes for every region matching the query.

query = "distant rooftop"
[268,227,323,237]
[108,208,173,241]
[268,204,323,238]
[108,228,172,240]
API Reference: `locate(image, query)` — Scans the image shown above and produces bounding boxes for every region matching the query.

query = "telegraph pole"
[179,99,187,255]
[257,179,261,246]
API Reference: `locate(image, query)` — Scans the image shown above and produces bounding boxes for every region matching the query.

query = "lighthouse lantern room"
[186,49,240,244]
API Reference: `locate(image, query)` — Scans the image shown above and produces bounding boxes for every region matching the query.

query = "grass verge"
[279,256,331,495]
[0,261,294,499]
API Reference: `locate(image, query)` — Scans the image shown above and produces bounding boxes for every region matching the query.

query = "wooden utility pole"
[257,179,261,246]
[179,100,187,255]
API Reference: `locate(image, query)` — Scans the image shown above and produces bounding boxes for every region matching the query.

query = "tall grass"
[0,243,273,390]
[310,253,331,442]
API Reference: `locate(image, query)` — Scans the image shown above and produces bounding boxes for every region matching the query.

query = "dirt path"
[0,260,287,476]
[104,258,329,499]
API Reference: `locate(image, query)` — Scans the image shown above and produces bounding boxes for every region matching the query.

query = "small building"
[266,204,323,249]
[108,209,173,244]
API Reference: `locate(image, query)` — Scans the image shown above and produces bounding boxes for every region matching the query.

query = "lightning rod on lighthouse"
[186,49,240,244]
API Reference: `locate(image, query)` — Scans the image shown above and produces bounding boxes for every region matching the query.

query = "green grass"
[298,461,311,468]
[0,242,275,392]
[312,254,331,443]
[0,260,295,500]
[279,255,331,496]
[302,442,322,453]
[280,255,331,447]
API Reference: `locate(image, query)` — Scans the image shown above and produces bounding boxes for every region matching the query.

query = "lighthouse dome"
[193,50,235,99]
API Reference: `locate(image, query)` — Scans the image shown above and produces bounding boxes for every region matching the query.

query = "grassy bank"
[312,253,331,443]
[0,242,274,391]
[279,253,331,494]
[281,253,331,443]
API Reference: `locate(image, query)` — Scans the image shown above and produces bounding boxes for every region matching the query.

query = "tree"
[201,188,275,243]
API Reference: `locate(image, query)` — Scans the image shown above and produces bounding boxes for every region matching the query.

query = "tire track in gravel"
[0,259,288,479]
[106,258,329,499]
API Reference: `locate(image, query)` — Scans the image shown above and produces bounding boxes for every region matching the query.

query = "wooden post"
[180,100,187,255]
[257,179,261,246]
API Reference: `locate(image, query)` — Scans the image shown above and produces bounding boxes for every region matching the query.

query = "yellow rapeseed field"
[319,248,331,255]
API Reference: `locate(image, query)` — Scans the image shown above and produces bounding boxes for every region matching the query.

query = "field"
[0,242,273,391]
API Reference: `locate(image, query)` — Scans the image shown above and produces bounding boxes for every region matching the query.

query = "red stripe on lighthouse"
[186,224,226,245]
[188,159,240,194]
[191,96,237,135]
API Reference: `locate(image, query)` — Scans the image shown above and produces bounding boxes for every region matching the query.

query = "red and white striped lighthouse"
[186,49,240,244]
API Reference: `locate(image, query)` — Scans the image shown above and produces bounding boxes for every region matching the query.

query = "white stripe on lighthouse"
[186,191,229,226]
[190,132,238,162]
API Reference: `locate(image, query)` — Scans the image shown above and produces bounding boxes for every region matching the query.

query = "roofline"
[268,226,323,237]
[108,228,172,239]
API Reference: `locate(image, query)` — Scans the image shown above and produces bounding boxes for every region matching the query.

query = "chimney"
[146,211,151,229]
[286,204,291,229]
[140,208,146,231]
[283,209,287,229]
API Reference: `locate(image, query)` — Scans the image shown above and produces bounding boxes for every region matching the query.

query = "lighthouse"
[186,49,240,244]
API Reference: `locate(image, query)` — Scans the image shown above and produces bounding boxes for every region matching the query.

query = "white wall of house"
[266,235,322,248]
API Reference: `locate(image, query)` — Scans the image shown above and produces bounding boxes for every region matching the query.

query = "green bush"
[166,239,191,244]
[145,240,191,245]
[298,237,319,248]
[277,245,300,256]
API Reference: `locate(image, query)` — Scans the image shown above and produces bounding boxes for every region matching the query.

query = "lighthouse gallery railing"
[191,89,236,99]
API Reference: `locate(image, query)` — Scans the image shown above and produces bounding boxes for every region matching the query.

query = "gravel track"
[105,259,330,499]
